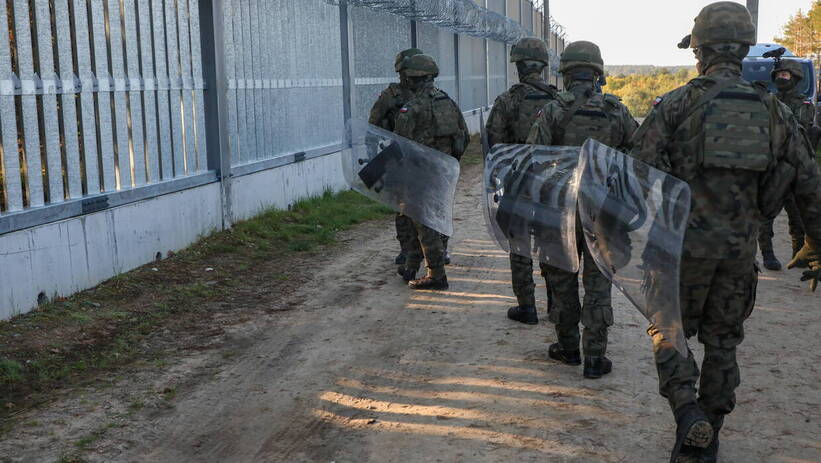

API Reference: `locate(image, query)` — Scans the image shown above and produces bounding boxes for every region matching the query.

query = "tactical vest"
[510,83,555,143]
[558,93,622,147]
[395,88,466,157]
[701,82,772,171]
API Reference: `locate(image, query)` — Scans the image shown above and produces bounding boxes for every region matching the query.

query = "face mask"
[775,77,793,90]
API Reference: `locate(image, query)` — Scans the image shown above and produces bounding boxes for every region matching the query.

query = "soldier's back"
[488,81,557,145]
[633,72,792,259]
[395,87,469,158]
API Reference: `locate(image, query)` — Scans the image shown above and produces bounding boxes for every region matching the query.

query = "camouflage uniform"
[394,54,470,287]
[526,40,638,362]
[369,49,425,266]
[758,59,814,259]
[631,3,821,459]
[485,38,558,319]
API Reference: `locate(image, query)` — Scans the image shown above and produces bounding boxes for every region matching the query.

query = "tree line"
[774,0,821,58]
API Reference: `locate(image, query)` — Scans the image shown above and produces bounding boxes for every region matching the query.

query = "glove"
[787,241,821,292]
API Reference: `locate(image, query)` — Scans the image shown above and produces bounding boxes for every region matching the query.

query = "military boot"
[507,305,538,325]
[583,356,612,379]
[548,343,581,365]
[762,250,782,271]
[700,416,723,463]
[395,252,407,266]
[397,266,417,282]
[408,275,448,290]
[670,404,714,463]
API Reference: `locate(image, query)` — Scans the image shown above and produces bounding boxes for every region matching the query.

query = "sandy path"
[2,162,820,463]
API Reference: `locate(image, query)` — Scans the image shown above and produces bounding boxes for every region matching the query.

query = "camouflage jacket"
[368,83,415,132]
[394,86,470,160]
[485,78,558,147]
[526,84,638,151]
[777,89,816,132]
[631,65,821,260]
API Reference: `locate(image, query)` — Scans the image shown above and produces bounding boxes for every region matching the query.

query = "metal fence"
[0,0,565,235]
[0,0,207,216]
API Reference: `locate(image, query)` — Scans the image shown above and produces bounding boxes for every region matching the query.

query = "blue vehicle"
[742,43,816,102]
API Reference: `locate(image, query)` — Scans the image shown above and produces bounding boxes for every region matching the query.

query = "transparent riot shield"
[342,119,461,236]
[577,139,691,355]
[484,144,581,273]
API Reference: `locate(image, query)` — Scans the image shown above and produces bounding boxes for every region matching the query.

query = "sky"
[550,0,816,65]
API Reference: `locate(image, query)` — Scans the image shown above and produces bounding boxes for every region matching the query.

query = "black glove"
[787,241,821,292]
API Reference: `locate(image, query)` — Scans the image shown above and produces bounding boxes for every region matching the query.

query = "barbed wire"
[325,0,564,44]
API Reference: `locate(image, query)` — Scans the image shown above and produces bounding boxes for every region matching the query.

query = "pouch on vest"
[514,92,553,141]
[562,97,616,147]
[432,95,460,137]
[701,87,772,171]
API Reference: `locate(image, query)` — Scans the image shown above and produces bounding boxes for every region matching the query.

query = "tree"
[774,1,821,58]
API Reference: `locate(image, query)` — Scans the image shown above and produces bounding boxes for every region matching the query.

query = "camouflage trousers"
[403,219,447,279]
[542,242,612,357]
[649,256,758,422]
[758,196,805,253]
[396,213,416,250]
[509,253,552,308]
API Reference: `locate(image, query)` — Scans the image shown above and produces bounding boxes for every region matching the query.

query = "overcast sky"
[550,0,816,65]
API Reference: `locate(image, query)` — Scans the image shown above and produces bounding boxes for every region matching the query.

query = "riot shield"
[484,144,581,273]
[342,119,460,236]
[577,139,691,355]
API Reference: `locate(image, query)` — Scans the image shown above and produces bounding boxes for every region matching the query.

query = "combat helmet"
[510,38,550,65]
[402,54,439,78]
[690,1,756,48]
[395,48,424,73]
[772,59,804,81]
[559,41,604,74]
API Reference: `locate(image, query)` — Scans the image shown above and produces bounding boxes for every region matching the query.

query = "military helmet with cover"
[395,48,424,73]
[510,38,550,65]
[402,54,440,78]
[559,41,604,74]
[689,1,756,48]
[772,59,804,81]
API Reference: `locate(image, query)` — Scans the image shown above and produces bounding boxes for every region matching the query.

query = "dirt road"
[2,161,820,463]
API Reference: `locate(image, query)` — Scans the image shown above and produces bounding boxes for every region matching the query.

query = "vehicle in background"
[742,43,817,103]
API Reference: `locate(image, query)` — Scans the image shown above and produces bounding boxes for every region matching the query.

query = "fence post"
[340,1,354,124]
[199,0,234,228]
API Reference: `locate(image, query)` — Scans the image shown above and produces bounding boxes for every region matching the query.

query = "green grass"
[0,190,392,424]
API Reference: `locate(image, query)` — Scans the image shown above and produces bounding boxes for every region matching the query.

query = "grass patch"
[0,190,391,425]
[460,134,484,166]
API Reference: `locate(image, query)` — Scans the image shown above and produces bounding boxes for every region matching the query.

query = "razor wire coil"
[326,0,563,45]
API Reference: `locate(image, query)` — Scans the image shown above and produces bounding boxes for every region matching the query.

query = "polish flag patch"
[653,96,664,106]
[400,106,410,113]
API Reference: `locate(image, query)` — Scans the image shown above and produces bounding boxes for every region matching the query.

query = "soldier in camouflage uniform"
[485,38,558,325]
[631,3,821,461]
[393,54,470,290]
[757,58,813,269]
[526,41,638,379]
[368,48,425,268]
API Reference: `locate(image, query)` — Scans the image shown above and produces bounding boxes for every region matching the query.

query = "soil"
[1,160,819,463]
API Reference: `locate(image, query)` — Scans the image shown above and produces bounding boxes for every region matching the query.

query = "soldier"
[757,58,813,269]
[368,48,425,269]
[394,54,470,290]
[631,3,821,461]
[485,37,558,325]
[526,41,637,379]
